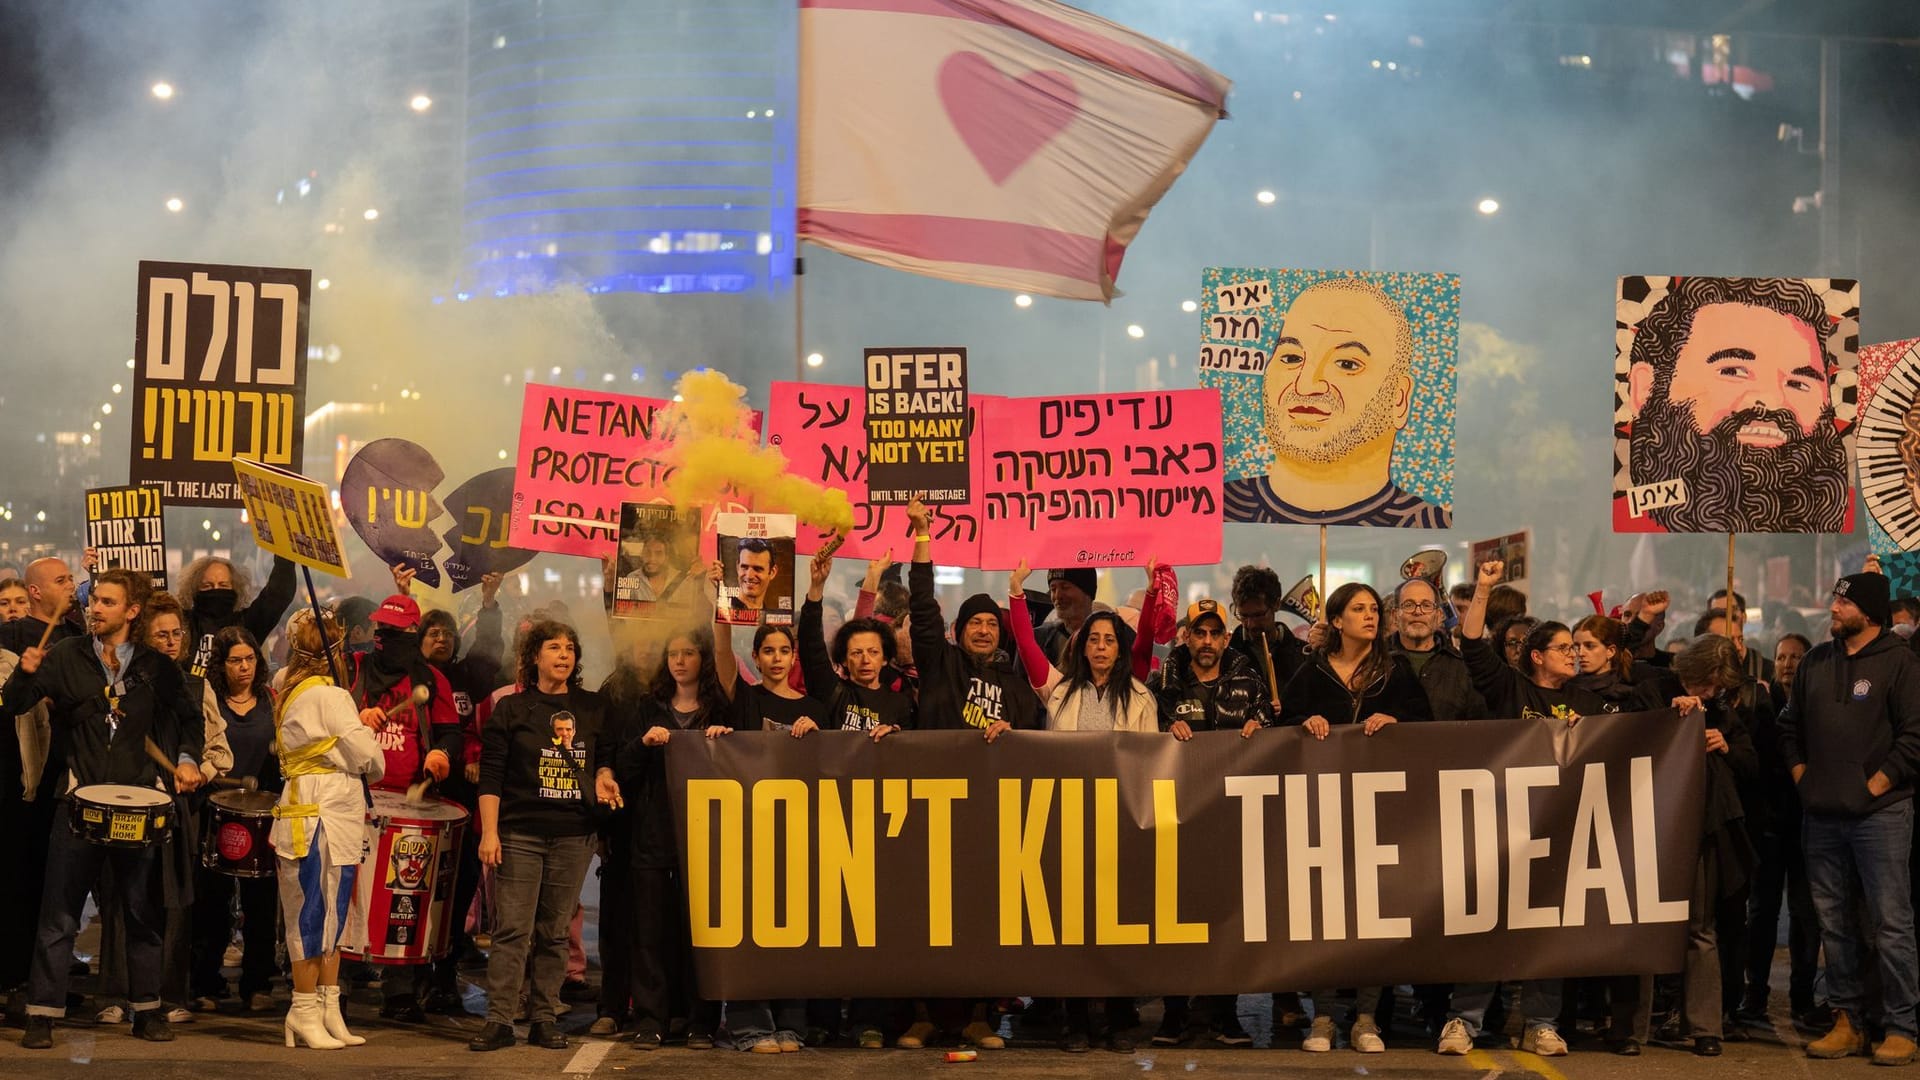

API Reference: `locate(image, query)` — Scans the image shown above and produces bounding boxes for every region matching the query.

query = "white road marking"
[563,1038,613,1074]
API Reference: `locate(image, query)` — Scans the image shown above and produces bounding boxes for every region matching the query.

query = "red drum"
[202,789,278,877]
[344,791,469,965]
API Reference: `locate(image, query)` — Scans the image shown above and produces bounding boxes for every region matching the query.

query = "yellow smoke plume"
[664,370,854,535]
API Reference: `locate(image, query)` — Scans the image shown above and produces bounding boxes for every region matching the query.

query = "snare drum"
[203,789,279,877]
[69,784,172,848]
[344,790,469,965]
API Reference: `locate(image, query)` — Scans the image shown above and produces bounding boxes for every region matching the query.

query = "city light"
[100,402,112,415]
[35,511,45,523]
[1256,190,1276,205]
[805,352,824,368]
[316,278,330,290]
[111,383,122,394]
[409,94,433,112]
[1477,197,1501,215]
[1181,300,1199,313]
[497,449,508,460]
[1126,324,1145,339]
[165,197,184,213]
[211,530,221,541]
[151,82,174,100]
[201,519,211,530]
[363,208,380,221]
[1014,294,1033,308]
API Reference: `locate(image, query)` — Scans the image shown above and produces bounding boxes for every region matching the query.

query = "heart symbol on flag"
[937,52,1079,186]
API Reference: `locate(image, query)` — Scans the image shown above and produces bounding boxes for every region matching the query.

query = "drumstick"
[405,778,434,806]
[206,775,259,792]
[142,736,177,776]
[385,684,432,722]
[37,593,71,652]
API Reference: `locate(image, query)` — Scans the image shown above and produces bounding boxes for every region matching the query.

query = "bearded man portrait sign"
[1612,275,1860,534]
[1201,268,1458,528]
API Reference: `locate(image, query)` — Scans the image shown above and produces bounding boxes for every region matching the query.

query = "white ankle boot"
[319,985,365,1046]
[285,991,345,1049]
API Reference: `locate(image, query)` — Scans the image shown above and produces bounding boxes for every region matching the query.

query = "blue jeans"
[1806,800,1920,1039]
[30,801,165,1017]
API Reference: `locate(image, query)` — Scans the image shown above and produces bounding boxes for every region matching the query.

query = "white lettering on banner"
[1439,769,1500,936]
[1351,772,1411,940]
[1224,775,1277,944]
[1632,756,1690,922]
[1505,765,1561,930]
[1284,773,1346,942]
[1627,478,1689,518]
[1562,761,1631,926]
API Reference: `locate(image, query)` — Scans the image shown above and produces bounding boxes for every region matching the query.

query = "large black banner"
[130,260,311,507]
[667,712,1704,998]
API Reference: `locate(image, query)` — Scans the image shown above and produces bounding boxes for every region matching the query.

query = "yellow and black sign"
[668,712,1703,998]
[130,260,311,508]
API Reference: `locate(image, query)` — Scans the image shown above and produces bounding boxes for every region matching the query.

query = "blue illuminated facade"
[461,0,795,298]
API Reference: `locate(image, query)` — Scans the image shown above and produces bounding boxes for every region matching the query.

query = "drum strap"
[273,676,344,859]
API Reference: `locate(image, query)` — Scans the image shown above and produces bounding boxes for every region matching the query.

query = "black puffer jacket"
[1152,645,1273,731]
[908,562,1038,732]
[1279,650,1433,728]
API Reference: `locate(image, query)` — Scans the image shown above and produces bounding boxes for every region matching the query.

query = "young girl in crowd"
[1281,581,1431,1054]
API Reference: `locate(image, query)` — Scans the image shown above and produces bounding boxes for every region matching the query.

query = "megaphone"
[1399,548,1457,629]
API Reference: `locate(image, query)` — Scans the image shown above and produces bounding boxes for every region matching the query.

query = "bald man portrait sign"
[1201,268,1458,528]
[1612,275,1860,534]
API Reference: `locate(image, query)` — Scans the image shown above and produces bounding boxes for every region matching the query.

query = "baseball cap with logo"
[1185,598,1229,631]
[370,593,422,630]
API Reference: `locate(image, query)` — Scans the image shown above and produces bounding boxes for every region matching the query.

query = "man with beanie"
[348,593,463,1023]
[1779,570,1920,1066]
[1035,567,1097,668]
[899,497,1033,1049]
[1149,597,1269,1048]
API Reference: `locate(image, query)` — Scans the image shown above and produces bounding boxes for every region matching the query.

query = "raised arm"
[1007,560,1061,700]
[701,558,737,699]
[1131,558,1174,681]
[798,549,838,699]
[855,548,893,620]
[1460,558,1502,644]
[243,555,298,643]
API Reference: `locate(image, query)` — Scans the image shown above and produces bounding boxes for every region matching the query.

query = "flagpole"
[794,254,806,381]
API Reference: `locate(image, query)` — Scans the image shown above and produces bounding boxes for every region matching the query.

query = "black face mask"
[375,626,419,665]
[196,588,238,618]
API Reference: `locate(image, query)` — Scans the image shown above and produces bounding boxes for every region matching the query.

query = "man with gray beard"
[1223,277,1449,526]
[1622,275,1849,532]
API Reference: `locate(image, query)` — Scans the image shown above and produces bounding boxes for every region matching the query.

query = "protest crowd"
[1,487,1916,1068]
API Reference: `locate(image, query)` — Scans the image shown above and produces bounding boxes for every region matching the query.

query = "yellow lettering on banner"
[1152,780,1206,944]
[1060,778,1084,945]
[1095,779,1148,945]
[818,779,875,948]
[752,779,809,948]
[914,779,965,947]
[687,779,743,947]
[998,779,1054,946]
[1286,774,1347,941]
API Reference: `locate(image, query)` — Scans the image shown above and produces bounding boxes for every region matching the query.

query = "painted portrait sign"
[1857,338,1920,552]
[1200,268,1457,528]
[1612,275,1860,534]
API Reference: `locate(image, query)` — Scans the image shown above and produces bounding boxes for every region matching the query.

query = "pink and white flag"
[798,0,1230,302]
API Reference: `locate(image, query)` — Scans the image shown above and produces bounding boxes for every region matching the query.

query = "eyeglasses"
[225,655,258,666]
[1540,644,1578,656]
[1397,601,1438,614]
[150,629,186,642]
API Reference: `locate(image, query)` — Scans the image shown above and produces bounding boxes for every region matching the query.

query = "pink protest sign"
[505,384,758,558]
[507,385,676,557]
[766,381,987,566]
[979,390,1224,570]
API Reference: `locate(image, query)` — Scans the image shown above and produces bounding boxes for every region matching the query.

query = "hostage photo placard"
[130,260,311,507]
[863,347,969,505]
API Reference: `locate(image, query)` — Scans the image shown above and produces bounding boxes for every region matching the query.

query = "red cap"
[370,594,421,630]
